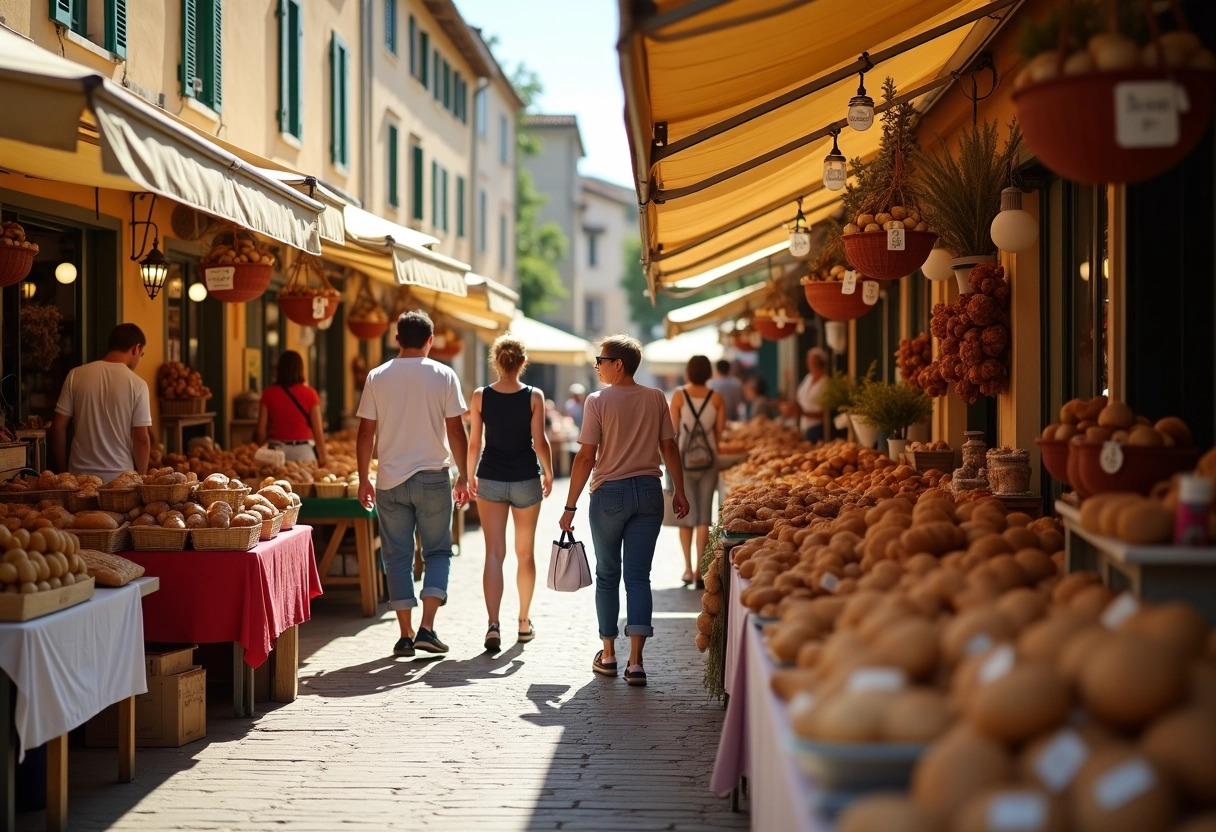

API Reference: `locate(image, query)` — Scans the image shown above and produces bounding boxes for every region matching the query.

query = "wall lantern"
[130,192,169,300]
[823,129,848,191]
[989,187,1039,253]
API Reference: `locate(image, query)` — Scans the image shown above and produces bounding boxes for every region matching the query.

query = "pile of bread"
[0,525,90,594]
[0,471,102,494]
[133,478,299,529]
[102,471,144,490]
[156,434,367,490]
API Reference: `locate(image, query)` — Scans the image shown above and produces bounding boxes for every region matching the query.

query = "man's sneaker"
[393,636,415,657]
[414,627,449,654]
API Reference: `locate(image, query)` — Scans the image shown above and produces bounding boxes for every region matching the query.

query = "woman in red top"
[256,350,328,466]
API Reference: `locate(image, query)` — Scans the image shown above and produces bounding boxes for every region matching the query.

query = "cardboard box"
[86,666,207,748]
[144,643,197,677]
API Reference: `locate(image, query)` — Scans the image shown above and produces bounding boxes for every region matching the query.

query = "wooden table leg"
[271,626,299,702]
[45,734,67,832]
[354,519,376,616]
[316,519,352,579]
[232,644,255,718]
[117,695,134,783]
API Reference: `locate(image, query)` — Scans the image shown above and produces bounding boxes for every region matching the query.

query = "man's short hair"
[108,323,146,353]
[397,310,434,350]
[808,347,828,367]
[715,359,731,375]
[598,334,643,376]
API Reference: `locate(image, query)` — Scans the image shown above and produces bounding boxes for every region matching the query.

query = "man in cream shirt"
[50,323,152,481]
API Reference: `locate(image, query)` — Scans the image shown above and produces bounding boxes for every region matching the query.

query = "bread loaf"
[80,549,145,587]
[73,511,120,530]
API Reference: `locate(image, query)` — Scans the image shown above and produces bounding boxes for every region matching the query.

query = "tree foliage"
[621,237,680,340]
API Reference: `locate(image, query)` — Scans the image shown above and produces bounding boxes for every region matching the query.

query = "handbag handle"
[557,529,576,547]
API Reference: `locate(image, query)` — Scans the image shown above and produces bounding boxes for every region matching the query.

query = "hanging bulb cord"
[856,52,874,96]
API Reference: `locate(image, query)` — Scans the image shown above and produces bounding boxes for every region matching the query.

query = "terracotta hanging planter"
[752,313,802,341]
[348,318,390,340]
[841,229,937,280]
[346,274,391,339]
[802,280,875,321]
[280,294,340,326]
[198,227,276,303]
[276,254,340,326]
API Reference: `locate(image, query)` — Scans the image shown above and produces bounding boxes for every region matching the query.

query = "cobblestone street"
[22,481,746,831]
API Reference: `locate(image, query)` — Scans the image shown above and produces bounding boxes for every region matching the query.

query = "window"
[453,73,465,122]
[431,160,439,227]
[441,168,449,233]
[455,176,465,238]
[478,190,487,253]
[475,88,487,137]
[419,31,429,88]
[181,0,221,111]
[387,124,399,208]
[585,296,606,333]
[277,0,303,139]
[499,114,509,164]
[51,0,127,58]
[499,212,508,269]
[408,14,416,76]
[587,232,599,267]
[330,34,349,168]
[442,60,451,110]
[410,140,424,220]
[384,0,397,54]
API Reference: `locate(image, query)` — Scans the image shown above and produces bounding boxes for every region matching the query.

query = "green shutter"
[419,31,429,89]
[49,0,73,27]
[276,0,288,132]
[431,160,438,226]
[441,168,449,232]
[105,0,127,58]
[198,0,221,112]
[408,15,416,77]
[411,145,424,220]
[456,176,465,238]
[442,61,451,110]
[388,125,399,207]
[385,0,396,54]
[292,0,303,138]
[331,34,349,167]
[432,54,441,102]
[181,0,197,99]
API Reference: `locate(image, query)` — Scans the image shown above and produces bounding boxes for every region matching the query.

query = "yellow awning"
[0,27,324,253]
[489,312,594,366]
[664,281,770,338]
[618,0,1015,291]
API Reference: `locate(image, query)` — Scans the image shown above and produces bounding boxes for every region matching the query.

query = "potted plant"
[820,363,878,448]
[918,119,1022,293]
[848,377,934,459]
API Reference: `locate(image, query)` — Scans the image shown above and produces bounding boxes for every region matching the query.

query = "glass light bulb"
[789,228,812,259]
[188,282,208,302]
[922,247,956,282]
[848,95,874,131]
[823,156,848,191]
[989,187,1039,253]
[55,262,77,284]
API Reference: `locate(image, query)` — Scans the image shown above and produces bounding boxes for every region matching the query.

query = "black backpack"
[679,388,715,472]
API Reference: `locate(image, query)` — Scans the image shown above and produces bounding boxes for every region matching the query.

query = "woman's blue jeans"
[589,475,664,639]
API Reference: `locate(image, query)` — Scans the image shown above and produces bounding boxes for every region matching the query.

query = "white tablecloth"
[0,583,146,760]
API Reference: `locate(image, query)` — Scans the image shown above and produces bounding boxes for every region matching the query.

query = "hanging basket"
[731,330,761,352]
[277,254,340,326]
[841,230,937,280]
[429,330,464,360]
[280,294,340,326]
[802,281,875,322]
[198,227,276,303]
[346,274,391,339]
[752,314,801,341]
[348,318,390,340]
[1013,68,1216,185]
[0,245,36,288]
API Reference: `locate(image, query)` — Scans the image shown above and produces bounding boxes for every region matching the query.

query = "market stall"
[298,496,383,617]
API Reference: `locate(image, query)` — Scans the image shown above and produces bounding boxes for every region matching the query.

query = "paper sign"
[847,666,906,694]
[987,792,1048,831]
[1101,592,1139,630]
[1115,81,1181,148]
[819,573,840,593]
[203,266,235,291]
[1034,729,1088,793]
[1095,757,1155,811]
[978,643,1016,685]
[841,270,858,295]
[312,296,329,319]
[1099,440,1125,474]
[887,226,906,251]
[862,280,880,305]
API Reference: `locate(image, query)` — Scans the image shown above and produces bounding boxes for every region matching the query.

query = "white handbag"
[547,530,592,592]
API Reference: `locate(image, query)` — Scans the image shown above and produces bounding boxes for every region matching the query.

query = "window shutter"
[456,176,465,238]
[197,0,221,112]
[431,160,438,225]
[408,15,416,78]
[210,0,222,111]
[441,168,449,232]
[276,0,288,132]
[105,0,127,58]
[419,31,429,89]
[49,0,73,27]
[181,0,198,99]
[442,61,451,110]
[292,1,304,138]
[385,0,396,54]
[411,145,424,220]
[331,35,349,167]
[432,53,441,102]
[388,125,399,208]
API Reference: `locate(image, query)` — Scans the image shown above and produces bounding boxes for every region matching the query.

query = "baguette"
[79,549,144,587]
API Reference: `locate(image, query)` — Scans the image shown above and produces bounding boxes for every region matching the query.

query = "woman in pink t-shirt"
[560,335,689,687]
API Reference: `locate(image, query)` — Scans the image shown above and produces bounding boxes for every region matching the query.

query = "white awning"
[643,326,725,370]
[253,168,348,245]
[665,281,770,338]
[324,205,468,297]
[0,27,324,253]
[495,312,594,366]
[467,273,520,319]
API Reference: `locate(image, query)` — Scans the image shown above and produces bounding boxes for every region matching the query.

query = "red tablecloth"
[122,525,323,668]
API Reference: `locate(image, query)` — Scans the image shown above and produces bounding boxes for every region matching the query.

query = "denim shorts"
[477,477,543,509]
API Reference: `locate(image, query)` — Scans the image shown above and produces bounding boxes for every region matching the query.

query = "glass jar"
[961,430,987,470]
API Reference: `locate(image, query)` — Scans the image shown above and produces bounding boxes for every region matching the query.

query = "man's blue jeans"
[589,475,664,638]
[376,469,452,610]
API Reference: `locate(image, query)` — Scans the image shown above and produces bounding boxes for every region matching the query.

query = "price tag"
[203,266,235,291]
[1115,81,1180,148]
[846,666,906,694]
[819,573,839,593]
[789,691,817,717]
[1101,592,1139,630]
[964,632,995,658]
[1099,440,1125,474]
[978,643,1016,685]
[841,270,858,295]
[862,280,880,305]
[1095,757,1155,811]
[987,792,1048,831]
[1034,729,1088,793]
[312,296,329,319]
[887,226,906,251]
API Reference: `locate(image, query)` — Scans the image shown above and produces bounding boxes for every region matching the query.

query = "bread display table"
[0,577,157,832]
[122,526,322,717]
[160,411,216,454]
[298,497,382,616]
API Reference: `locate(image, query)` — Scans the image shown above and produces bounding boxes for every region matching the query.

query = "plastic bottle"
[1173,474,1213,546]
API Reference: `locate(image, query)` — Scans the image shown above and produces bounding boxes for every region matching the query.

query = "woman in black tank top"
[467,335,555,652]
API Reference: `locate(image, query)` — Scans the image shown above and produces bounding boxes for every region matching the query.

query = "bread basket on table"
[280,503,301,530]
[195,484,251,510]
[70,523,131,554]
[97,487,141,513]
[190,524,260,551]
[65,491,100,512]
[128,525,191,551]
[137,481,195,505]
[312,481,348,498]
[259,512,285,541]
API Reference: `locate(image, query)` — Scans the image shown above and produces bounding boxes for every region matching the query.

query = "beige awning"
[643,326,725,369]
[667,239,792,293]
[665,281,770,338]
[253,168,349,245]
[323,205,469,297]
[618,0,1016,292]
[0,27,323,253]
[491,312,594,366]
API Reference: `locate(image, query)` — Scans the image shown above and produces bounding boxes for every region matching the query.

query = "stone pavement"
[21,480,749,831]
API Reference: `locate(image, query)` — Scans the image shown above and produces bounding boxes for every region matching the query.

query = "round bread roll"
[881,688,954,743]
[839,794,937,832]
[1070,746,1177,832]
[966,660,1072,743]
[1081,635,1188,728]
[952,787,1067,832]
[1141,707,1216,804]
[201,473,230,489]
[942,605,1015,665]
[912,726,1013,819]
[72,511,119,530]
[257,486,291,510]
[1120,603,1209,659]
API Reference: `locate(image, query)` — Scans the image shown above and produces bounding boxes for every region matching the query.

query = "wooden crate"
[0,576,95,622]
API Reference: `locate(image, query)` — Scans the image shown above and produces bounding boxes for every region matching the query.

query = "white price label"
[887,226,906,251]
[1115,81,1181,148]
[978,643,1016,685]
[203,266,235,291]
[789,691,817,718]
[1034,729,1088,793]
[964,632,995,658]
[846,666,906,694]
[987,792,1048,831]
[312,296,329,319]
[1095,757,1155,811]
[841,270,858,295]
[819,573,839,593]
[1099,440,1125,474]
[1101,592,1139,630]
[862,280,880,305]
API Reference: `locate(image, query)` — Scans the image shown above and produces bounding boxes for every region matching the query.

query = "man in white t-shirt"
[50,323,152,482]
[356,310,470,658]
[795,347,830,442]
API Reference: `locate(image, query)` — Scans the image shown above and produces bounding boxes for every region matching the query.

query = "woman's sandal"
[592,649,617,677]
[624,665,647,686]
[517,620,535,643]
[484,624,501,652]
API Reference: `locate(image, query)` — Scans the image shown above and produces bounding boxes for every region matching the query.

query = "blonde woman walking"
[467,335,554,652]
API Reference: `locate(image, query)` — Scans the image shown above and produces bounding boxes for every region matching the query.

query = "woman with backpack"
[256,350,329,467]
[669,355,726,590]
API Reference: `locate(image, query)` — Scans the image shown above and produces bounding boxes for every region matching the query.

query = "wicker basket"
[195,485,251,509]
[191,524,260,551]
[259,512,285,541]
[842,229,937,280]
[346,480,360,499]
[66,492,100,512]
[289,481,314,498]
[129,525,190,551]
[907,449,955,475]
[5,488,73,506]
[347,318,390,340]
[137,482,195,504]
[0,245,37,288]
[199,261,273,304]
[313,481,348,498]
[280,504,301,530]
[71,523,131,554]
[159,397,209,416]
[279,294,340,327]
[97,488,141,512]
